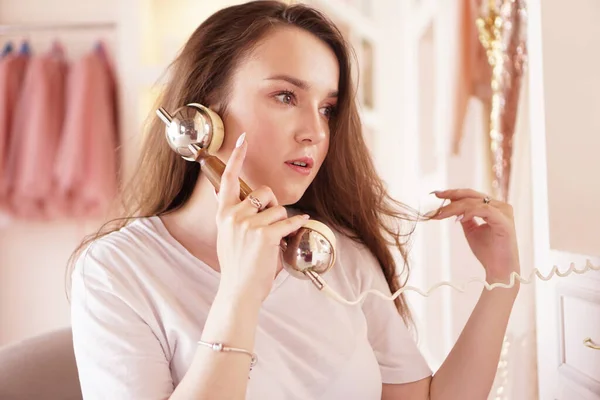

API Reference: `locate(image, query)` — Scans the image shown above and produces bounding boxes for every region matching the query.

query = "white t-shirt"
[71,214,432,399]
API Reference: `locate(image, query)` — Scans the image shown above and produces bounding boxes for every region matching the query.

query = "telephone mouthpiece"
[281,219,336,281]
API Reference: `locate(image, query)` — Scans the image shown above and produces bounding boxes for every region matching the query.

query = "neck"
[161,173,221,267]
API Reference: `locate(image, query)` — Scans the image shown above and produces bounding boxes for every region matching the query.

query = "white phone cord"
[318,260,600,305]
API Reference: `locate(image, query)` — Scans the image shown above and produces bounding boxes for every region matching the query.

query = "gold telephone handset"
[156,103,337,290]
[156,104,600,305]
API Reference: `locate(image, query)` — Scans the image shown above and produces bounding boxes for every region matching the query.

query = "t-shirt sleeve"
[357,245,432,384]
[70,244,174,399]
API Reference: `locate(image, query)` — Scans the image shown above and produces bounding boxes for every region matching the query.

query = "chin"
[277,192,304,207]
[274,184,310,207]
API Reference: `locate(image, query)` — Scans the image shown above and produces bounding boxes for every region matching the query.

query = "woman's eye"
[275,92,295,105]
[320,106,336,119]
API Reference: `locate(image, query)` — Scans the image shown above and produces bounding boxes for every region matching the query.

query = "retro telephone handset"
[156,103,600,305]
[156,103,337,291]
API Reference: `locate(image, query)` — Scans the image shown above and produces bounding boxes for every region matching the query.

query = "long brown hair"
[67,0,426,326]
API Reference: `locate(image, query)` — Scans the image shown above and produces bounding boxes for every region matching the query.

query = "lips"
[285,156,314,176]
[285,157,314,169]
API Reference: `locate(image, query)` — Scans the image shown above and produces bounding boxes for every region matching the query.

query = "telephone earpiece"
[157,103,225,160]
[156,103,337,287]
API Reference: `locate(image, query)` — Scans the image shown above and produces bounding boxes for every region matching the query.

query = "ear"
[208,103,224,115]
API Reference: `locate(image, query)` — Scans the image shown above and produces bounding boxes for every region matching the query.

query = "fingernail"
[455,214,464,222]
[302,214,310,219]
[424,210,438,218]
[429,191,439,195]
[235,132,246,148]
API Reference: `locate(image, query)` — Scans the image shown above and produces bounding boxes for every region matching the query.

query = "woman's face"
[215,26,339,205]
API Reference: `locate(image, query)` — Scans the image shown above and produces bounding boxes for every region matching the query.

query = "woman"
[70,1,521,399]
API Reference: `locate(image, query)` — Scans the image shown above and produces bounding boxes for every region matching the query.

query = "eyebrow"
[265,74,338,98]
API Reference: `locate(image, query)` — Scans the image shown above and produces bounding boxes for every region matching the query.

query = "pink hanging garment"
[8,42,68,219]
[54,42,119,219]
[0,49,29,216]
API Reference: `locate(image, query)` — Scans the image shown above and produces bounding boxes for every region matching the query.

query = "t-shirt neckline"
[149,215,291,292]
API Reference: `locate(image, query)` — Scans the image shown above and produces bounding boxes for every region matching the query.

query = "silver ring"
[483,196,491,205]
[247,195,263,210]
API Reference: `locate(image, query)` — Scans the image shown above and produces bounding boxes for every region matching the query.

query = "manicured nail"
[302,214,310,219]
[424,210,438,218]
[235,132,246,148]
[429,191,439,195]
[455,214,464,222]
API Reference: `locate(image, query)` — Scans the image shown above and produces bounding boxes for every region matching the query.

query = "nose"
[294,106,327,144]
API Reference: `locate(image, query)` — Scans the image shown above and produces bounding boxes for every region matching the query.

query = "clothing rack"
[0,22,116,34]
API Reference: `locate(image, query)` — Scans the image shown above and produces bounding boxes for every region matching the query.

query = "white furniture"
[530,0,600,398]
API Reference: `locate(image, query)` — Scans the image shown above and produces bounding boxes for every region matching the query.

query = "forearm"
[429,283,519,400]
[170,290,261,400]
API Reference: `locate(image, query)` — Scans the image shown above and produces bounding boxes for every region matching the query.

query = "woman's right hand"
[215,133,310,304]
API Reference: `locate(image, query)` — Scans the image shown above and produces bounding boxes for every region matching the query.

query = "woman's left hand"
[429,188,521,285]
